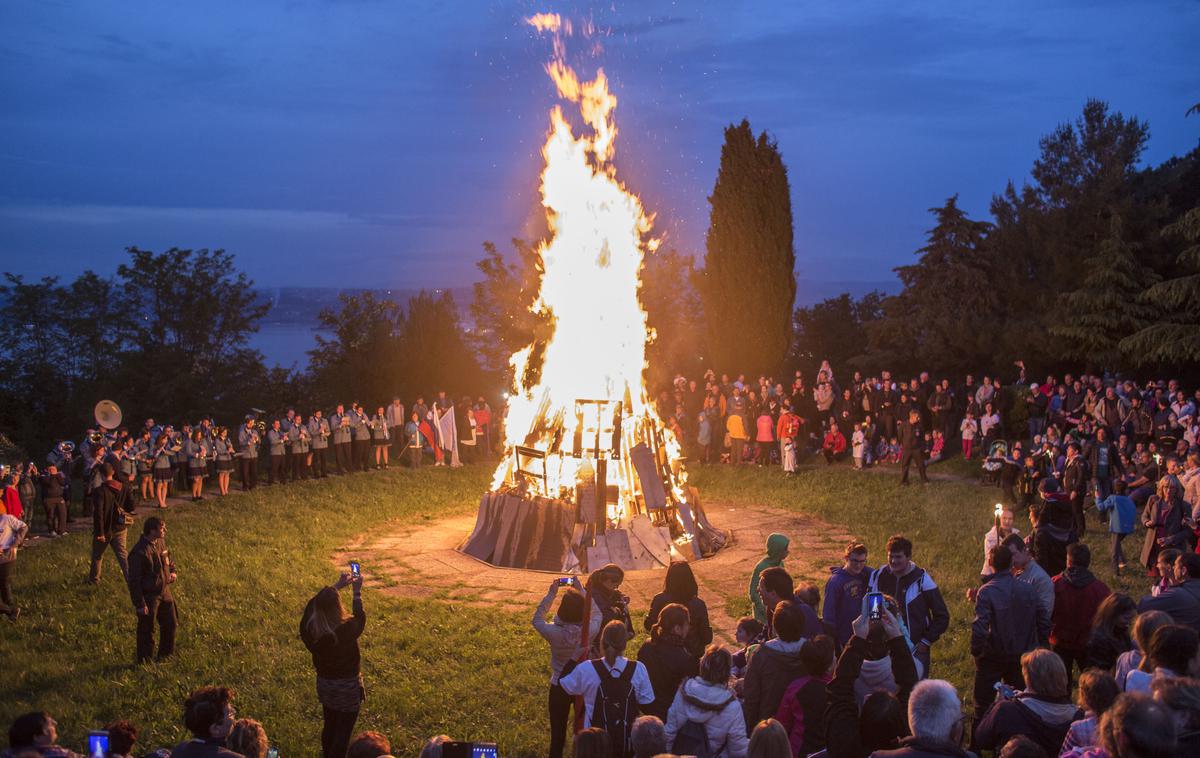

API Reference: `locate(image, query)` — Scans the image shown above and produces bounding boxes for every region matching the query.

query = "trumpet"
[254,420,267,435]
[88,430,106,445]
[56,440,76,454]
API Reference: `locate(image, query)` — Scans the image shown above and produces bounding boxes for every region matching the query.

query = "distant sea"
[247,279,897,369]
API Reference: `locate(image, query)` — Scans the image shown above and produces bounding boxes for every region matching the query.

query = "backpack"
[591,660,638,758]
[672,718,713,758]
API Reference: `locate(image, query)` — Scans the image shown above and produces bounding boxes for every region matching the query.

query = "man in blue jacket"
[823,541,870,648]
[1095,479,1137,575]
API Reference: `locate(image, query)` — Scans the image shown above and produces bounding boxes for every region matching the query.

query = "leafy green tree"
[1051,216,1158,369]
[1122,207,1200,364]
[868,197,995,374]
[0,275,72,455]
[641,248,704,390]
[308,291,402,406]
[395,290,484,400]
[469,239,550,379]
[699,119,795,376]
[791,291,884,376]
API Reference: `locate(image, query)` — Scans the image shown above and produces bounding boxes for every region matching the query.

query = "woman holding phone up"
[301,569,366,758]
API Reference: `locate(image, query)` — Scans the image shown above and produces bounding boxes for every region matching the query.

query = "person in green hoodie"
[750,533,790,623]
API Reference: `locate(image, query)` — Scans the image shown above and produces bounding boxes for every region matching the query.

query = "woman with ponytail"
[637,603,699,720]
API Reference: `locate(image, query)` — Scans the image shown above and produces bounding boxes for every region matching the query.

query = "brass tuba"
[94,400,123,430]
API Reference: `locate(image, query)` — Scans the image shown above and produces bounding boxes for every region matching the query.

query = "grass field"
[0,458,1148,756]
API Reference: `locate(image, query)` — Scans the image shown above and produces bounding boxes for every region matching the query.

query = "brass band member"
[212,427,236,497]
[238,417,260,491]
[185,429,208,502]
[308,410,331,479]
[150,434,173,509]
[331,404,352,475]
[370,407,390,469]
[267,419,288,486]
[290,413,311,482]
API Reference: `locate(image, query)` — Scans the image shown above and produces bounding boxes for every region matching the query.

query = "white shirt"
[558,656,655,726]
[0,514,28,552]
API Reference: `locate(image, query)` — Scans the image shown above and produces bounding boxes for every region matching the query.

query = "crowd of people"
[6,363,1200,757]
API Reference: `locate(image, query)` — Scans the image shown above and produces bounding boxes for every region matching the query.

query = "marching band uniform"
[308,414,331,479]
[172,428,190,491]
[282,410,297,480]
[290,421,311,481]
[386,399,406,458]
[185,437,208,481]
[370,411,390,468]
[151,441,174,487]
[213,435,235,473]
[268,424,288,485]
[331,409,352,475]
[350,407,371,472]
[238,423,260,491]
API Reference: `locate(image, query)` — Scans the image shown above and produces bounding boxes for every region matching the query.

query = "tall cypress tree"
[1121,206,1200,364]
[699,119,796,375]
[1051,215,1157,369]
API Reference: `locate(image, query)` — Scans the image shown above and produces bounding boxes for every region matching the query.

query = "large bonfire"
[462,13,725,573]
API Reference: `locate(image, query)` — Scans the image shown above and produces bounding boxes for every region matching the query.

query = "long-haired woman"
[645,561,713,660]
[212,427,235,497]
[300,571,366,758]
[150,434,173,508]
[637,603,698,720]
[1085,593,1136,671]
[186,429,208,502]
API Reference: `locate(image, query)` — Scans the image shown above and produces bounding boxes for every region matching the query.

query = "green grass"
[1,461,1148,756]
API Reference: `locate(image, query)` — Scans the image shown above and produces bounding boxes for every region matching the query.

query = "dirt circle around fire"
[336,499,855,643]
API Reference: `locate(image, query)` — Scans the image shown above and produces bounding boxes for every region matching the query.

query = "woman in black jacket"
[301,571,366,758]
[644,561,713,660]
[637,603,699,720]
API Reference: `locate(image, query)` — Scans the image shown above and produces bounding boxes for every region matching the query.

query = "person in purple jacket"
[823,541,871,648]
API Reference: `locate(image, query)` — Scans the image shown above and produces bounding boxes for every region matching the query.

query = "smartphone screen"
[867,592,883,620]
[556,577,572,585]
[87,731,109,758]
[350,561,361,578]
[267,748,279,758]
[473,743,498,758]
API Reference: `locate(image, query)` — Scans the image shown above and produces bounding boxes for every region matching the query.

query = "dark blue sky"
[1,1,1196,290]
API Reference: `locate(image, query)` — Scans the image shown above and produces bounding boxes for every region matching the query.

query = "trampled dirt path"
[340,499,855,643]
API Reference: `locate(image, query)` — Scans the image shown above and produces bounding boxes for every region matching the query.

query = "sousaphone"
[94,399,123,430]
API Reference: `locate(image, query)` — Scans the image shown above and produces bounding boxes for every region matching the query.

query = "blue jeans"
[1028,417,1046,440]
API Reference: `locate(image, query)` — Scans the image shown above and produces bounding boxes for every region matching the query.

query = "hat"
[1030,383,1039,391]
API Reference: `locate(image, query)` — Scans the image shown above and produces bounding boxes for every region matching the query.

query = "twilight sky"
[0,0,1196,291]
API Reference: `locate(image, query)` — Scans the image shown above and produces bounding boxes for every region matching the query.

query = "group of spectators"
[534,527,1200,758]
[660,363,1200,485]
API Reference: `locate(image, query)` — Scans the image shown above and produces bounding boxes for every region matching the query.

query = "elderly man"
[868,679,966,757]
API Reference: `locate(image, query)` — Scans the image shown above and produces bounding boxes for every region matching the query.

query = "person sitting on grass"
[4,711,77,758]
[1115,611,1173,690]
[171,686,241,758]
[822,422,847,465]
[1125,625,1200,694]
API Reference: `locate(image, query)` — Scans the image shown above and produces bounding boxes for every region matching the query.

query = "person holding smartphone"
[301,566,367,758]
[532,576,599,758]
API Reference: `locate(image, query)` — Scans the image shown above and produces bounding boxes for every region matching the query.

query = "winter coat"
[1050,568,1111,656]
[970,570,1049,660]
[664,678,748,758]
[823,566,870,648]
[775,674,830,757]
[1137,578,1200,632]
[974,694,1082,756]
[1140,494,1189,568]
[867,565,950,648]
[742,637,807,733]
[637,633,699,720]
[756,415,776,443]
[868,737,976,758]
[827,636,918,758]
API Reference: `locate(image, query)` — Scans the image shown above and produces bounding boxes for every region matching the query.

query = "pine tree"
[867,196,995,373]
[1051,215,1157,369]
[699,119,795,375]
[1121,206,1200,363]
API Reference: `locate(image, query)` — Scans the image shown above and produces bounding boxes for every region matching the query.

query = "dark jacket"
[644,593,713,660]
[776,674,829,757]
[93,479,133,539]
[128,535,175,608]
[39,471,67,502]
[1140,495,1190,567]
[1062,456,1089,499]
[974,694,1081,755]
[742,638,807,733]
[827,636,918,758]
[868,736,975,758]
[170,738,242,758]
[970,570,1049,659]
[1086,440,1123,479]
[824,566,871,648]
[1138,579,1200,633]
[636,633,698,720]
[301,589,365,679]
[868,565,950,648]
[1050,568,1111,655]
